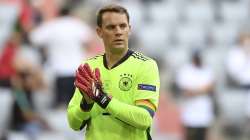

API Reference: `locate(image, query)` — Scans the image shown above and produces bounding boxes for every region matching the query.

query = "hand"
[75,63,95,101]
[82,92,94,104]
[75,63,111,108]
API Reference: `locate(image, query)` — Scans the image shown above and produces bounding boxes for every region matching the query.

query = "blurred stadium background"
[0,0,250,140]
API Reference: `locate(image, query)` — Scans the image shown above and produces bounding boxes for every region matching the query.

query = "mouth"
[113,39,124,44]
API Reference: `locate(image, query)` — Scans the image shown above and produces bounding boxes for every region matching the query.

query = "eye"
[106,25,115,30]
[120,23,127,29]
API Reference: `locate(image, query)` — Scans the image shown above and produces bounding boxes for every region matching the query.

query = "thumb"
[94,68,101,82]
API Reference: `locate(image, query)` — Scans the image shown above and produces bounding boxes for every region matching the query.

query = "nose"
[114,26,122,36]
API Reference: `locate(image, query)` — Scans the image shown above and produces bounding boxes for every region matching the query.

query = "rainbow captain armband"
[136,99,156,117]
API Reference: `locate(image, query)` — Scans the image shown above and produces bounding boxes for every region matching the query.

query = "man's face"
[97,12,131,53]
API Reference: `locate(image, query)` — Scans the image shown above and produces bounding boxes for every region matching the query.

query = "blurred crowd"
[0,0,250,140]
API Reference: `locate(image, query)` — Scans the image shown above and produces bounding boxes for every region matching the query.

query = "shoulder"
[130,51,150,61]
[86,54,103,61]
[130,51,157,66]
[83,54,103,65]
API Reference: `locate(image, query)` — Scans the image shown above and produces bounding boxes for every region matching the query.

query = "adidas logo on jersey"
[131,52,149,61]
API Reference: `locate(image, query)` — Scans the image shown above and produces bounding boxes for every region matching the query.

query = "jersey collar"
[103,49,134,70]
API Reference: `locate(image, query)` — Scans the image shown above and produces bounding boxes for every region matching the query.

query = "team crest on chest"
[119,74,133,91]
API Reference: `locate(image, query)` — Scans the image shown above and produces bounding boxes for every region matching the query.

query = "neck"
[105,48,128,69]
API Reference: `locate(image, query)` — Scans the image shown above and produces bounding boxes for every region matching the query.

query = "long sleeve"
[104,59,160,130]
[67,88,92,131]
[106,98,153,130]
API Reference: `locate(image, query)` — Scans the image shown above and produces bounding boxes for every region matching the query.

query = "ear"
[128,25,132,36]
[96,27,102,38]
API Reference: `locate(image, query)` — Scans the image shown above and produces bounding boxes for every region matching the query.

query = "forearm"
[106,98,153,130]
[67,91,93,131]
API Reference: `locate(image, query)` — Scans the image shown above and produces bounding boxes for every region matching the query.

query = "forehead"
[101,12,128,26]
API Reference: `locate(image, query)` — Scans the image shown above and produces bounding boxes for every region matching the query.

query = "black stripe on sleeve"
[79,119,90,130]
[137,105,155,118]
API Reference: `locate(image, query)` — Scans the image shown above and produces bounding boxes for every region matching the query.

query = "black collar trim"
[103,49,134,69]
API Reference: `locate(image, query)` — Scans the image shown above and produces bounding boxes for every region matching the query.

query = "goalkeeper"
[67,4,160,140]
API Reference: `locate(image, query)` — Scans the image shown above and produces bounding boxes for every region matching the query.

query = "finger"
[75,81,93,98]
[82,68,94,82]
[83,63,94,78]
[76,77,90,88]
[78,64,94,82]
[78,64,86,76]
[93,68,102,87]
[75,80,88,93]
[94,68,101,82]
[76,70,91,87]
[77,66,93,82]
[92,81,100,97]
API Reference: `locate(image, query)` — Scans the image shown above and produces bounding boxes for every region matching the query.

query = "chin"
[110,45,127,54]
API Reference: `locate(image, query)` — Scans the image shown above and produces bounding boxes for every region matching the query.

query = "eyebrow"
[105,22,128,27]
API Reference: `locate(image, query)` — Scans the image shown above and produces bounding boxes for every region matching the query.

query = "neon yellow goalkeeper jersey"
[67,50,160,140]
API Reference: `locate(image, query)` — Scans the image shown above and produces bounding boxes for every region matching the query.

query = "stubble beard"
[109,43,128,55]
[110,47,126,54]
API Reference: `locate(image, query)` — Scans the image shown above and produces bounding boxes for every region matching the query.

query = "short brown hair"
[97,4,130,27]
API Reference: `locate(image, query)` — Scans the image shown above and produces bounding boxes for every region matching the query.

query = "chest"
[101,69,138,104]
